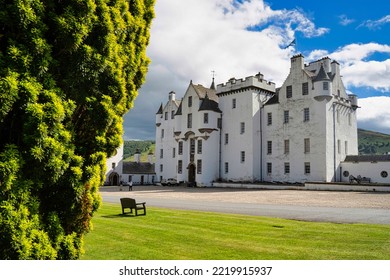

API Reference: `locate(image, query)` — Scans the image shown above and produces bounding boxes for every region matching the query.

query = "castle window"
[112,162,116,169]
[240,122,245,134]
[197,139,202,154]
[304,162,311,174]
[323,82,329,90]
[267,112,272,125]
[232,98,236,109]
[190,139,195,155]
[171,110,175,119]
[304,108,310,122]
[225,133,229,144]
[267,141,272,154]
[172,148,176,158]
[241,151,245,163]
[304,138,310,153]
[160,164,163,172]
[161,129,164,138]
[225,162,229,173]
[160,149,163,159]
[203,113,208,124]
[197,160,202,174]
[302,82,309,95]
[284,139,289,154]
[187,113,192,128]
[286,85,292,98]
[267,162,272,174]
[178,160,182,174]
[284,110,289,124]
[284,162,290,174]
[188,96,192,107]
[178,141,183,155]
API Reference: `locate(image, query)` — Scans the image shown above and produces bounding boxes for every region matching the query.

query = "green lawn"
[81,203,390,260]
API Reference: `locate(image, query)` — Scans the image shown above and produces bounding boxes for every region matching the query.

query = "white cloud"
[341,59,390,91]
[123,0,389,139]
[307,43,390,91]
[357,96,390,134]
[338,14,355,26]
[359,15,390,30]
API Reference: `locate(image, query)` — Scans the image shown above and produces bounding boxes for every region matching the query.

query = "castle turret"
[156,103,163,125]
[313,63,332,101]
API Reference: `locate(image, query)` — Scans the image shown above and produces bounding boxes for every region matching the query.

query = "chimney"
[134,149,141,163]
[147,152,154,163]
[290,54,304,71]
[331,60,340,77]
[169,91,176,101]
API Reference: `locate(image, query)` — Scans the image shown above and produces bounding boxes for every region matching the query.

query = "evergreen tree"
[0,0,154,259]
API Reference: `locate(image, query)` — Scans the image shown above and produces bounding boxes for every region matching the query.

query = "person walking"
[129,180,133,191]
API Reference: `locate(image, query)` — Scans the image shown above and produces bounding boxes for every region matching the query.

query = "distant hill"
[358,129,390,155]
[122,129,390,161]
[123,140,155,162]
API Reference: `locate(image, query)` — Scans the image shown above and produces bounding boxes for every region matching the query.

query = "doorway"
[188,163,196,186]
[110,172,119,186]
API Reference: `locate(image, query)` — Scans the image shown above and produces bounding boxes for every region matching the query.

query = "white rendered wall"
[105,144,124,184]
[155,93,179,182]
[340,161,390,184]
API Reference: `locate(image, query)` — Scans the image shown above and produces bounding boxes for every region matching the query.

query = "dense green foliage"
[358,129,390,155]
[0,0,154,259]
[82,203,390,260]
[123,140,154,159]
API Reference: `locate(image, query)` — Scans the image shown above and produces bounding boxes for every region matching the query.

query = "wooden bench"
[120,198,146,216]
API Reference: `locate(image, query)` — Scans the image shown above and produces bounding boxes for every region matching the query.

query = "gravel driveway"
[100,185,390,224]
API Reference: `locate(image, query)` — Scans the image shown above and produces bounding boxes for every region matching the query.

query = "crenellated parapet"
[216,72,275,96]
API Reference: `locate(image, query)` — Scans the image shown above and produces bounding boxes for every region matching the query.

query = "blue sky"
[123,0,390,140]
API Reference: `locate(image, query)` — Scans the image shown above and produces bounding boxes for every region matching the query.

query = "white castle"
[155,54,363,187]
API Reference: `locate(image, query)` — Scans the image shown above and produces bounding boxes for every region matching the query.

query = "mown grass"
[81,203,390,260]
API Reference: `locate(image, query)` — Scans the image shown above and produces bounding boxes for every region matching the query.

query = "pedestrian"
[129,180,133,191]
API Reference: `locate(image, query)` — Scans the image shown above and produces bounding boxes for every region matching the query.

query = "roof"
[175,101,182,115]
[198,94,222,113]
[122,162,155,174]
[265,90,279,105]
[313,64,330,82]
[192,83,218,102]
[156,103,163,114]
[344,155,390,162]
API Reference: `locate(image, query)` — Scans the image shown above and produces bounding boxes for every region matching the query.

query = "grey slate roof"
[344,155,390,162]
[192,84,218,102]
[175,101,182,115]
[313,64,330,82]
[122,162,155,174]
[156,103,163,114]
[198,94,222,113]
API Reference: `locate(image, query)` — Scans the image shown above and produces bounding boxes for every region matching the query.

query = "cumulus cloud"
[307,43,390,92]
[357,96,390,134]
[123,0,389,139]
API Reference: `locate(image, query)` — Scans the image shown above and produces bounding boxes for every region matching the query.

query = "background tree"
[0,0,154,259]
